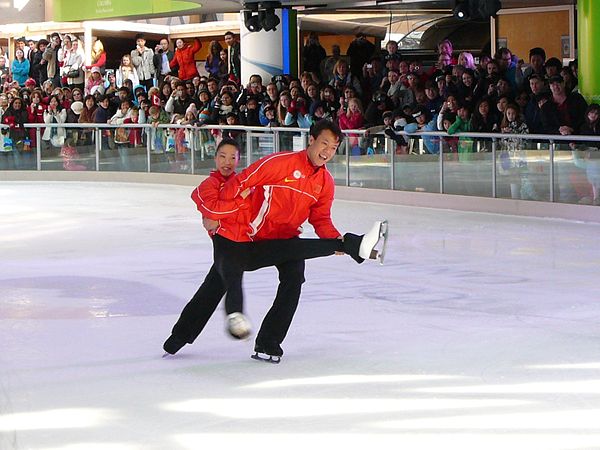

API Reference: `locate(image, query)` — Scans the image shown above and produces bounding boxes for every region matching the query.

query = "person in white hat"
[66,101,84,142]
[85,66,105,96]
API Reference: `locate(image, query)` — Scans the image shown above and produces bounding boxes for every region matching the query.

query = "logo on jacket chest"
[284,169,305,183]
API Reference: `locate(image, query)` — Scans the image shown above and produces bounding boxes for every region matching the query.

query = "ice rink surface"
[2,181,600,450]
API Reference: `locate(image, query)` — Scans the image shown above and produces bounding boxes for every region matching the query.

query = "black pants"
[140,78,154,91]
[170,236,343,347]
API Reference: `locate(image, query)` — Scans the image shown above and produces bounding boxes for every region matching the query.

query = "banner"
[54,0,199,21]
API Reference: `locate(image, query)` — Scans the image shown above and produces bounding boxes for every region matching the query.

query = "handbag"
[67,67,81,78]
[114,127,130,144]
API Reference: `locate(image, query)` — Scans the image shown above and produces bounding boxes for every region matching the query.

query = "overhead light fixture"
[244,9,263,32]
[454,0,502,20]
[261,6,280,32]
[243,1,281,33]
[453,0,470,20]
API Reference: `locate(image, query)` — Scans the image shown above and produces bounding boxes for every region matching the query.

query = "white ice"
[1,181,600,450]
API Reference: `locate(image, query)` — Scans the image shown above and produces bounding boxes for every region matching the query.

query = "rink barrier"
[1,123,600,223]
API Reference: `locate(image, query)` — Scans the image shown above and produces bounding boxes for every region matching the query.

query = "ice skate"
[343,220,389,265]
[162,334,186,356]
[226,312,252,340]
[359,220,389,264]
[251,343,283,364]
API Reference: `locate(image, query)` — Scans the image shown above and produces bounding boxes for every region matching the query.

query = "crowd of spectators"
[1,30,599,187]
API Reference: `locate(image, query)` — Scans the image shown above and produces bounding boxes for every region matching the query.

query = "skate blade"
[367,220,389,265]
[377,220,389,265]
[251,352,281,364]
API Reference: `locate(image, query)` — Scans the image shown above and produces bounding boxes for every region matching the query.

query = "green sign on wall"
[54,0,200,21]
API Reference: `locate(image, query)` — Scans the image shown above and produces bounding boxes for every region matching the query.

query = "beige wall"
[0,0,46,25]
[497,9,570,60]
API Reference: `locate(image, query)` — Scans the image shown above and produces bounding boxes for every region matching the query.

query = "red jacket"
[217,150,340,242]
[190,170,249,236]
[123,117,143,147]
[170,39,201,81]
[338,111,363,131]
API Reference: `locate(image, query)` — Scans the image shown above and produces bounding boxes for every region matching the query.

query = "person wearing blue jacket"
[403,106,439,154]
[11,49,30,87]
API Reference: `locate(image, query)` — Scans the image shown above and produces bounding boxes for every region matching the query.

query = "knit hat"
[186,103,198,117]
[70,101,84,115]
[198,107,211,122]
[90,84,105,96]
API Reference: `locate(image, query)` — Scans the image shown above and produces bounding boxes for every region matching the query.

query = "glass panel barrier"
[392,135,440,193]
[97,128,120,171]
[329,135,348,186]
[0,125,36,170]
[443,137,493,197]
[277,129,302,153]
[496,139,550,201]
[247,131,272,166]
[148,126,171,174]
[3,124,600,207]
[555,142,600,205]
[346,132,391,189]
[358,134,391,190]
[192,127,217,174]
[59,126,96,171]
[95,126,147,172]
[113,125,147,173]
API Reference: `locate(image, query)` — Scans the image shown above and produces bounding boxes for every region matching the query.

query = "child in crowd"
[109,99,134,170]
[403,106,438,154]
[263,104,279,127]
[447,102,474,159]
[116,54,139,88]
[148,104,170,154]
[500,103,537,200]
[441,112,459,155]
[338,97,364,154]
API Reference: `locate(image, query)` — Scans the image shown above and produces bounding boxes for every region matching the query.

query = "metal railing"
[1,123,599,206]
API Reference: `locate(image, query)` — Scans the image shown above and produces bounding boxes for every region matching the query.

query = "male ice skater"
[213,120,386,362]
[164,122,386,362]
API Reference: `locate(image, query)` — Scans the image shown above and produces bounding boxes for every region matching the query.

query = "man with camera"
[362,56,384,100]
[153,38,174,86]
[130,34,155,91]
[42,33,62,88]
[347,33,375,79]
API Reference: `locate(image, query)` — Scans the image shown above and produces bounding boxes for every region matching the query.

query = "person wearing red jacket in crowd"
[27,90,46,146]
[169,38,201,82]
[338,97,364,153]
[163,131,384,361]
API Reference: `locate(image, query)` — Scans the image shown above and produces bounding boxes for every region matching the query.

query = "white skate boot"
[359,220,389,264]
[227,312,252,340]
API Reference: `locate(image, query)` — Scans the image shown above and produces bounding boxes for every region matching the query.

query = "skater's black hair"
[216,137,240,155]
[309,119,343,142]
